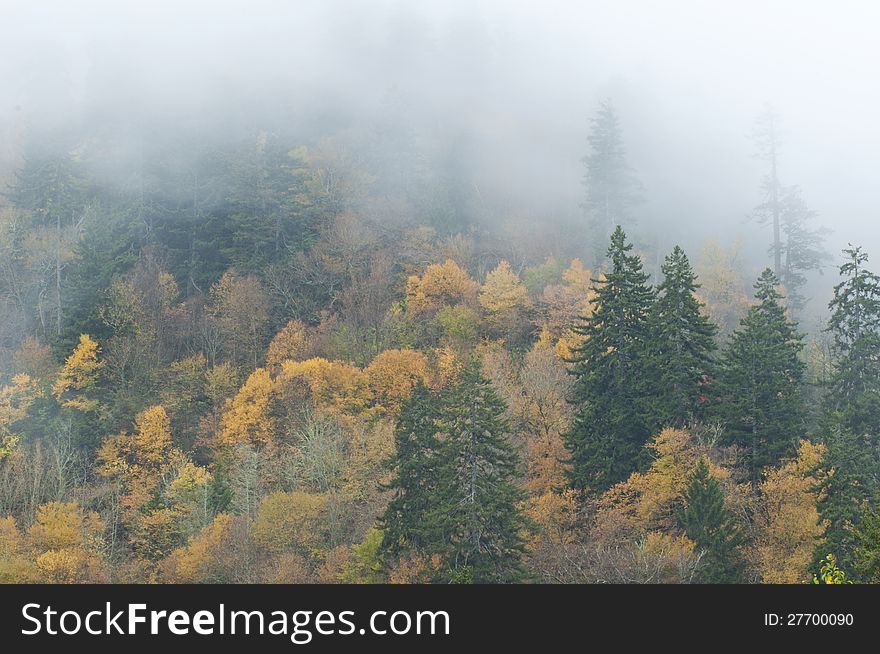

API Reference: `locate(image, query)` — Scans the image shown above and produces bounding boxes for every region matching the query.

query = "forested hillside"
[2,94,877,584]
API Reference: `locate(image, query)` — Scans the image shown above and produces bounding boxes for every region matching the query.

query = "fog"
[3,0,879,310]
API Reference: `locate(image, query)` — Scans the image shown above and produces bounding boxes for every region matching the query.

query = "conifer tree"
[431,361,527,583]
[582,100,642,266]
[379,382,443,557]
[817,246,880,566]
[650,246,717,428]
[825,246,880,436]
[565,226,656,492]
[716,269,805,483]
[677,458,744,583]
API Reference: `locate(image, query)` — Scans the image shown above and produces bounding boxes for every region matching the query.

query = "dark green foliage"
[431,361,527,583]
[649,245,717,428]
[565,226,656,493]
[381,366,527,583]
[379,382,444,556]
[715,268,805,483]
[817,246,880,566]
[853,505,880,583]
[677,458,745,583]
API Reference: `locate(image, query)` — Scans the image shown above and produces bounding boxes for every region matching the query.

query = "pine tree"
[431,361,527,583]
[582,100,642,266]
[565,226,656,492]
[379,382,444,557]
[677,458,745,583]
[716,268,806,483]
[649,246,717,428]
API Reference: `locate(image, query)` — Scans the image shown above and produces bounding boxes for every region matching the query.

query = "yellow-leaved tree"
[0,373,41,459]
[217,368,276,447]
[405,259,479,316]
[754,440,829,583]
[364,349,429,413]
[52,334,103,411]
[27,501,107,583]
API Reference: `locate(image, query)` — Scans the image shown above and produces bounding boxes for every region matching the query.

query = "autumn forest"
[2,5,880,586]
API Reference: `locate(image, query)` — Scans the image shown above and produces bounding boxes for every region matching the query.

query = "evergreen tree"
[751,107,828,314]
[582,100,642,266]
[649,245,717,428]
[565,226,656,492]
[817,246,880,566]
[677,458,745,583]
[825,246,880,436]
[379,382,444,557]
[431,361,527,583]
[854,504,880,583]
[716,268,806,483]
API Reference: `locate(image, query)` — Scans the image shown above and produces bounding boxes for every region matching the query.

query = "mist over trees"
[1,1,879,584]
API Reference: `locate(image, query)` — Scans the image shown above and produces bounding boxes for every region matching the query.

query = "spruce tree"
[431,361,527,583]
[677,458,745,583]
[817,246,880,566]
[379,381,444,557]
[649,245,717,428]
[565,226,656,493]
[716,268,806,483]
[582,100,642,266]
[825,246,880,436]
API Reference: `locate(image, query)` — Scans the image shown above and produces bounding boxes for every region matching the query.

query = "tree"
[818,246,880,565]
[217,368,276,447]
[754,440,828,583]
[649,246,717,428]
[825,245,880,437]
[751,107,828,312]
[405,259,479,316]
[379,382,443,557]
[431,361,527,582]
[365,349,430,414]
[52,333,103,412]
[582,100,642,266]
[677,458,744,583]
[715,269,806,483]
[565,226,656,492]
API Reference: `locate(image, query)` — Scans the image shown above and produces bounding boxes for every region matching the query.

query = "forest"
[1,3,879,585]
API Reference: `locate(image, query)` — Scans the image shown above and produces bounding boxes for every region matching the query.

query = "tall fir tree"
[716,268,806,483]
[431,361,527,583]
[565,226,656,493]
[582,100,642,267]
[677,458,745,583]
[817,246,880,566]
[649,245,717,428]
[379,381,444,557]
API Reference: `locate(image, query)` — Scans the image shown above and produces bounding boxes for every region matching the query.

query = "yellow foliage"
[278,358,370,415]
[217,368,276,446]
[405,259,479,315]
[427,346,463,390]
[596,428,731,537]
[479,260,529,315]
[266,319,311,370]
[365,349,429,412]
[754,440,829,584]
[524,490,580,550]
[0,373,40,459]
[162,514,233,583]
[26,502,106,582]
[252,491,328,555]
[52,334,103,411]
[0,516,37,582]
